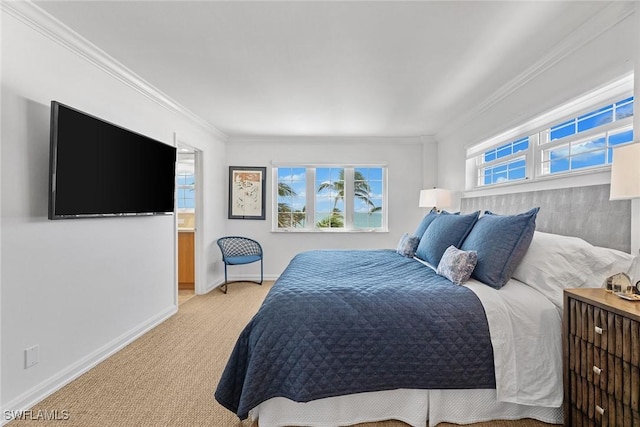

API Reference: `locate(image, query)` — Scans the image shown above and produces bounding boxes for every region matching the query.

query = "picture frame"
[228,166,266,220]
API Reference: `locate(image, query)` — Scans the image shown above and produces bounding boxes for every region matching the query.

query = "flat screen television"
[48,101,177,219]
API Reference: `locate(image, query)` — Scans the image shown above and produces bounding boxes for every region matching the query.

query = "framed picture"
[228,166,266,220]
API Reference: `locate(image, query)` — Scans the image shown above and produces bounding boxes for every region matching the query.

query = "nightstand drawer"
[570,371,607,426]
[569,336,608,390]
[564,290,640,427]
[570,370,640,427]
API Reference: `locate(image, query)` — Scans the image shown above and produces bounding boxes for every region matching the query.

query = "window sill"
[467,165,611,194]
[271,228,389,233]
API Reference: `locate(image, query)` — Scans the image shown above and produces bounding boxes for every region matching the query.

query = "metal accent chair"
[216,236,263,294]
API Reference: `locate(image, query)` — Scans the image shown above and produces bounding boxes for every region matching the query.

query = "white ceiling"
[34,1,627,138]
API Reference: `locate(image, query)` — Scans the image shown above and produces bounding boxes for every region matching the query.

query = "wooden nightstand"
[564,288,640,426]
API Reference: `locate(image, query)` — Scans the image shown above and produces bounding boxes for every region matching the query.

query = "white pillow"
[512,231,633,309]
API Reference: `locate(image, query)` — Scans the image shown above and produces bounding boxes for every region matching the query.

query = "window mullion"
[343,168,354,228]
[481,151,526,169]
[306,168,316,229]
[527,133,537,180]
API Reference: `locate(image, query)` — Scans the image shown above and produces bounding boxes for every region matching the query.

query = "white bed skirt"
[250,388,563,427]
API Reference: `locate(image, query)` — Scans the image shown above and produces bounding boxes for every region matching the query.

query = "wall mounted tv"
[48,101,177,219]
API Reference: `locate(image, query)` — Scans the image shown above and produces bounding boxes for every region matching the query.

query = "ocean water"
[282,212,383,229]
[353,212,382,228]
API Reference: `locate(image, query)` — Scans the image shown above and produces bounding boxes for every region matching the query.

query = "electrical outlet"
[25,345,39,369]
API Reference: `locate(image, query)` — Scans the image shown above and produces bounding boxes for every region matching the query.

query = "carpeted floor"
[178,289,196,305]
[7,281,558,427]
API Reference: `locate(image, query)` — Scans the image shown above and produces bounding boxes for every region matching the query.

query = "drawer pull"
[596,405,605,415]
[595,326,603,335]
[593,366,602,375]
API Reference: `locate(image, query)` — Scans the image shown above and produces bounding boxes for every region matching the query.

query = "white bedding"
[466,277,563,407]
[252,389,430,427]
[250,267,564,426]
[251,389,563,427]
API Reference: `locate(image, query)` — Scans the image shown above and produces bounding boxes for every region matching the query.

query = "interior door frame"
[174,135,204,303]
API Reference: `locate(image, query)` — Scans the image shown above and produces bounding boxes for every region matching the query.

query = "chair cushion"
[225,255,262,265]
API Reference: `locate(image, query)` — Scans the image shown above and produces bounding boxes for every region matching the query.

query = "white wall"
[0,5,226,416]
[224,136,437,277]
[436,5,637,211]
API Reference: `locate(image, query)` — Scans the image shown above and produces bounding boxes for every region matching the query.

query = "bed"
[215,184,634,426]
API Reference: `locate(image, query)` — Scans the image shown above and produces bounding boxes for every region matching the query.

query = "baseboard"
[1,305,177,425]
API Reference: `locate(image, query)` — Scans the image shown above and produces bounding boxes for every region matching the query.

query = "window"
[176,152,195,210]
[467,78,634,189]
[549,97,633,141]
[276,167,306,228]
[176,172,195,209]
[274,165,387,231]
[480,137,529,185]
[540,97,634,175]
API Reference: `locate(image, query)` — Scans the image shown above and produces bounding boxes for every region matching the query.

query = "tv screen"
[48,101,177,219]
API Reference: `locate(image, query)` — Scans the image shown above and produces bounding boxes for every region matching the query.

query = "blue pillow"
[413,210,458,239]
[413,210,438,238]
[461,207,540,289]
[415,211,480,266]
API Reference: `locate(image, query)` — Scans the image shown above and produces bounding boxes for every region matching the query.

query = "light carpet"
[7,281,557,427]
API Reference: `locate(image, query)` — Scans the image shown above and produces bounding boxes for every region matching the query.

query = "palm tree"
[316,169,380,227]
[278,182,295,198]
[317,169,380,212]
[277,182,305,228]
[316,208,344,228]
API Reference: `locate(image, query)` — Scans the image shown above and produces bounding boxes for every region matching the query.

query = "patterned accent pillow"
[396,232,420,258]
[436,245,478,285]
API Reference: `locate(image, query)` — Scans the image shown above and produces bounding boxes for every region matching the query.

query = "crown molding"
[437,1,636,142]
[228,135,427,145]
[1,0,228,141]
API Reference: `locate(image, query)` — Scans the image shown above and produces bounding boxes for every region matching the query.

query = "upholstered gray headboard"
[460,184,631,253]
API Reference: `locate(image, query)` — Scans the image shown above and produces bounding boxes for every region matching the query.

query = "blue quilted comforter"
[215,250,495,419]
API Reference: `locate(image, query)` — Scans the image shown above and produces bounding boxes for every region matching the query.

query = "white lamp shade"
[419,188,451,209]
[610,142,640,200]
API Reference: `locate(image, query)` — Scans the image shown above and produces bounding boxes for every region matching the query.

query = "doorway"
[176,146,199,304]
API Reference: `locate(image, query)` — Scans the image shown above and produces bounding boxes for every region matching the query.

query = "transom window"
[481,137,529,185]
[274,165,387,232]
[540,97,634,175]
[549,97,633,141]
[467,78,634,189]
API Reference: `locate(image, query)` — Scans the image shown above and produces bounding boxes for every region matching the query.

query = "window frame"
[476,135,533,186]
[272,163,388,233]
[538,117,634,176]
[466,75,634,190]
[176,172,196,211]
